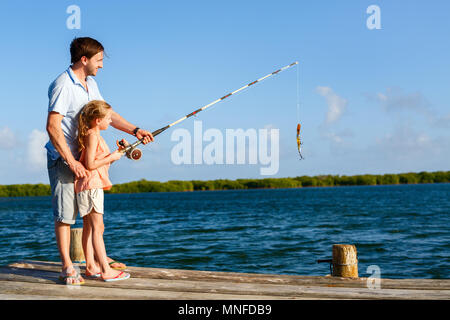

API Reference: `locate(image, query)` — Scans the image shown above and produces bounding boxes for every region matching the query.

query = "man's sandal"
[58,272,85,285]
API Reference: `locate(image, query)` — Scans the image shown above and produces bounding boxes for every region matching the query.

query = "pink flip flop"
[84,272,101,279]
[102,271,130,282]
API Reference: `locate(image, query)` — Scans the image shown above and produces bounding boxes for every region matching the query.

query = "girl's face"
[96,109,113,131]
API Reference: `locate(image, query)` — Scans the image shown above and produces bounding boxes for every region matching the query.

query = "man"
[46,37,153,285]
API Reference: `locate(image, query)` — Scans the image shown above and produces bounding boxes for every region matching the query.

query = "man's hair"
[70,37,104,64]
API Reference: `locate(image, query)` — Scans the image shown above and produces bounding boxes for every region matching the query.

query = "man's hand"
[69,160,89,179]
[136,129,154,144]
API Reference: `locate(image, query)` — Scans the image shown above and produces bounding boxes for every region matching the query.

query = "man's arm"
[111,110,154,144]
[46,111,88,179]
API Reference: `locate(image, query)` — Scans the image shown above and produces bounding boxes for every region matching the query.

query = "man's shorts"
[47,153,78,225]
[77,188,104,217]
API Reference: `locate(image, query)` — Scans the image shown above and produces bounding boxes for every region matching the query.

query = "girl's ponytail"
[77,109,89,152]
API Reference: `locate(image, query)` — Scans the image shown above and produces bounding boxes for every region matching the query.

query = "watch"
[133,127,140,136]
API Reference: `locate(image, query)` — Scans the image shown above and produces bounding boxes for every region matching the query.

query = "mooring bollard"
[70,228,85,263]
[317,244,359,278]
[332,244,358,278]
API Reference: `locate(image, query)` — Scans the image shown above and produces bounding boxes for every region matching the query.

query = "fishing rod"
[117,61,299,160]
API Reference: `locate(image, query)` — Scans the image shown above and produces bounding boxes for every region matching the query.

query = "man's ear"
[80,56,88,66]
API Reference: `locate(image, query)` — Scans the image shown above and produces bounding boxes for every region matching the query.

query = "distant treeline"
[1,171,449,197]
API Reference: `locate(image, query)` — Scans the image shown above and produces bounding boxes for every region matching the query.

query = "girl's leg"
[82,213,100,275]
[88,211,128,279]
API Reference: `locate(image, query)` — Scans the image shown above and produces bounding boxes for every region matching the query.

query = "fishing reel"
[116,139,143,160]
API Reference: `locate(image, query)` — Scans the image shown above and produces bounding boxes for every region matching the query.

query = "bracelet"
[132,127,140,136]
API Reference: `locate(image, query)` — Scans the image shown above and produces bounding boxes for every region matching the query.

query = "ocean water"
[0,184,449,279]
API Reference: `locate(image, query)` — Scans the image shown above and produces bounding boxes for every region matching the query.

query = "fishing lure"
[297,123,304,160]
[295,63,304,160]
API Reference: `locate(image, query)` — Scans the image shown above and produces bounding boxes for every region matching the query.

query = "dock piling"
[69,228,85,263]
[332,244,358,278]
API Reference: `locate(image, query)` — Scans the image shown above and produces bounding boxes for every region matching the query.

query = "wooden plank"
[1,264,449,300]
[0,268,349,299]
[0,280,304,300]
[1,275,448,300]
[0,293,84,300]
[7,261,368,288]
[126,266,450,291]
[8,260,450,291]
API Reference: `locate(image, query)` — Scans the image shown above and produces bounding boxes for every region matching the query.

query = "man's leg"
[54,221,72,268]
[48,155,84,284]
[54,221,84,284]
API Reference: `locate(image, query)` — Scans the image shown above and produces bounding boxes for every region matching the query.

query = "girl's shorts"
[76,188,104,217]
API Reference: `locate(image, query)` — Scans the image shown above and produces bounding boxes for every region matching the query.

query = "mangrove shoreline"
[1,171,449,197]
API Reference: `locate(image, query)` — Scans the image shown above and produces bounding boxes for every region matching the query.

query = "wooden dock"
[0,260,449,300]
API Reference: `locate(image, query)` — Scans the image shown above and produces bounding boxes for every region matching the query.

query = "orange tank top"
[75,133,113,193]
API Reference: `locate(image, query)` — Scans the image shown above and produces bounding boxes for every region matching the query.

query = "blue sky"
[0,0,449,184]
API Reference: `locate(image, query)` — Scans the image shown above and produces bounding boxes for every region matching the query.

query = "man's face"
[85,51,103,76]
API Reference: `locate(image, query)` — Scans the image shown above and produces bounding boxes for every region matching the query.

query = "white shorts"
[76,188,104,217]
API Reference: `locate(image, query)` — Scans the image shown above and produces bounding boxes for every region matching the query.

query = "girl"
[75,100,130,282]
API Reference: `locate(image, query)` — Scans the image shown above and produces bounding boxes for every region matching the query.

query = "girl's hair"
[77,100,112,152]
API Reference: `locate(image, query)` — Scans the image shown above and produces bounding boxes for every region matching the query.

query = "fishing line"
[297,62,300,123]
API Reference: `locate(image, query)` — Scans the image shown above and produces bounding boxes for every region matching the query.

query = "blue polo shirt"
[45,66,104,160]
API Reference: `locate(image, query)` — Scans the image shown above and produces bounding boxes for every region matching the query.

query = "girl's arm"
[84,133,122,170]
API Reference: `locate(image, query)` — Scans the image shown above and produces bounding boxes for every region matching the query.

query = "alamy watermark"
[366,5,381,30]
[66,5,81,30]
[366,265,382,289]
[170,120,279,175]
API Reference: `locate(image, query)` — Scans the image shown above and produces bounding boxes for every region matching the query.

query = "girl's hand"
[110,150,124,162]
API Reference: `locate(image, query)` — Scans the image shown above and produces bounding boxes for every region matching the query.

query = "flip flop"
[84,272,101,279]
[102,271,130,282]
[109,260,127,270]
[58,272,85,285]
